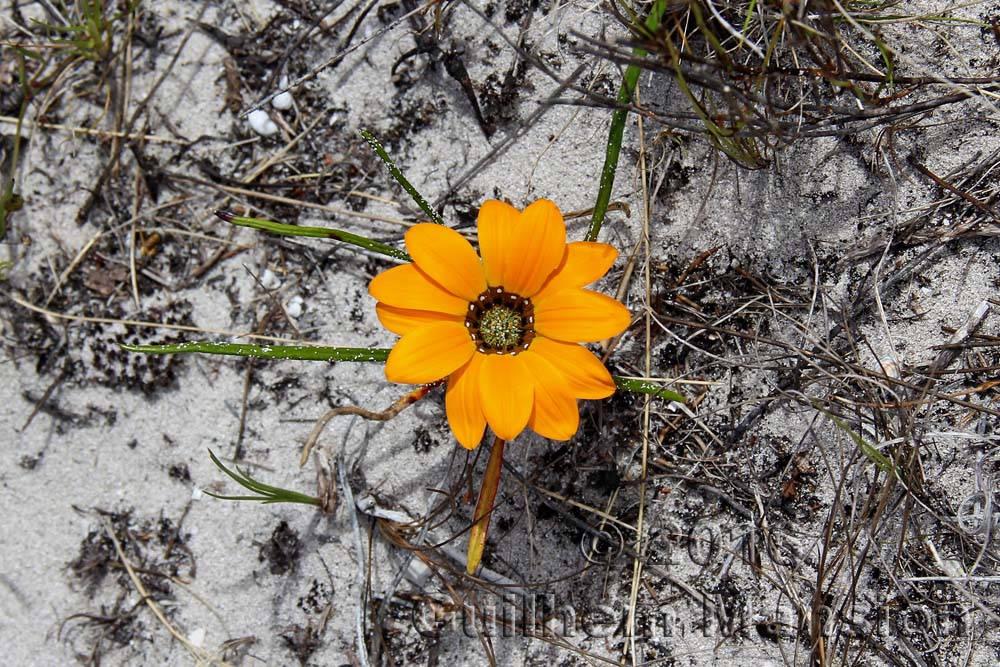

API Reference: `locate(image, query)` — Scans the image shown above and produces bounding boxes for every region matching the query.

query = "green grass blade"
[873,34,895,92]
[121,341,390,363]
[360,129,444,225]
[215,209,410,261]
[740,0,759,40]
[1,53,31,242]
[202,492,272,502]
[586,0,667,242]
[811,401,899,476]
[207,450,321,507]
[614,375,686,403]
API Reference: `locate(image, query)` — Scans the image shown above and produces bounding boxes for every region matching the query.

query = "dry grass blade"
[101,518,237,667]
[576,0,1000,165]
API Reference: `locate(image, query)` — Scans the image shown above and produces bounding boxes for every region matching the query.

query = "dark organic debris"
[259,520,302,576]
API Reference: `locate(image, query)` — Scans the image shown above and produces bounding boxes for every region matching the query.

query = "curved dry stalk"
[299,380,445,466]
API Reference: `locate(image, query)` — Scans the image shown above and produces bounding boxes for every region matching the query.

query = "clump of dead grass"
[582,0,1000,167]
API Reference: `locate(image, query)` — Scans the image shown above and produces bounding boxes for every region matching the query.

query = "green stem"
[587,0,667,242]
[121,341,390,363]
[360,129,444,225]
[1,54,32,242]
[614,375,685,403]
[215,210,410,261]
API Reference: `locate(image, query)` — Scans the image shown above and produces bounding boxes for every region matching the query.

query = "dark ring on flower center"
[465,286,535,355]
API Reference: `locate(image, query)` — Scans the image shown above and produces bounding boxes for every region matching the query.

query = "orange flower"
[369,199,630,448]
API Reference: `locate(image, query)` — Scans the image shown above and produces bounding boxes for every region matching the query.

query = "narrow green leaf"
[811,400,899,476]
[121,341,390,363]
[740,0,759,40]
[360,129,444,225]
[1,54,30,243]
[215,209,410,261]
[873,34,895,92]
[614,376,686,403]
[587,0,667,242]
[206,449,321,507]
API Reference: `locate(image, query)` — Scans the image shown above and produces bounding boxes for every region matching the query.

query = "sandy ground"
[3,1,1000,665]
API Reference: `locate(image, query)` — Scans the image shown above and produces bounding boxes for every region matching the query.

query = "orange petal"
[523,350,579,440]
[446,354,486,449]
[533,288,632,342]
[534,242,619,303]
[369,263,468,315]
[405,223,486,301]
[385,321,475,384]
[376,303,464,336]
[528,337,616,399]
[479,354,533,440]
[477,199,519,287]
[498,199,566,296]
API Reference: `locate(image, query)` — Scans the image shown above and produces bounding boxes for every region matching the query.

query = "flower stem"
[467,436,505,575]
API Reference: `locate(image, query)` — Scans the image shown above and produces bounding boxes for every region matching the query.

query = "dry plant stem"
[624,84,652,665]
[563,201,631,221]
[101,518,234,667]
[77,14,204,223]
[128,169,141,308]
[243,116,323,184]
[910,159,1000,222]
[431,63,588,208]
[299,381,444,466]
[236,310,272,454]
[42,196,199,306]
[0,115,187,144]
[12,293,322,345]
[42,232,104,307]
[241,0,439,115]
[587,0,665,241]
[467,436,506,575]
[188,227,245,282]
[175,176,410,227]
[520,476,636,534]
[335,459,372,667]
[503,462,719,616]
[20,366,67,431]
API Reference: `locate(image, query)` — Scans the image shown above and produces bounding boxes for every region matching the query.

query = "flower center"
[465,286,535,355]
[480,306,522,348]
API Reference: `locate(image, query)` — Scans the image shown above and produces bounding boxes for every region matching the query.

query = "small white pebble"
[940,558,964,578]
[406,557,431,585]
[248,109,279,136]
[188,627,206,647]
[272,75,294,111]
[285,295,304,319]
[260,268,281,290]
[191,487,204,501]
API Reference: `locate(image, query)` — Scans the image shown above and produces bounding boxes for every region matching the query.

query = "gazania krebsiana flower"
[369,199,630,448]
